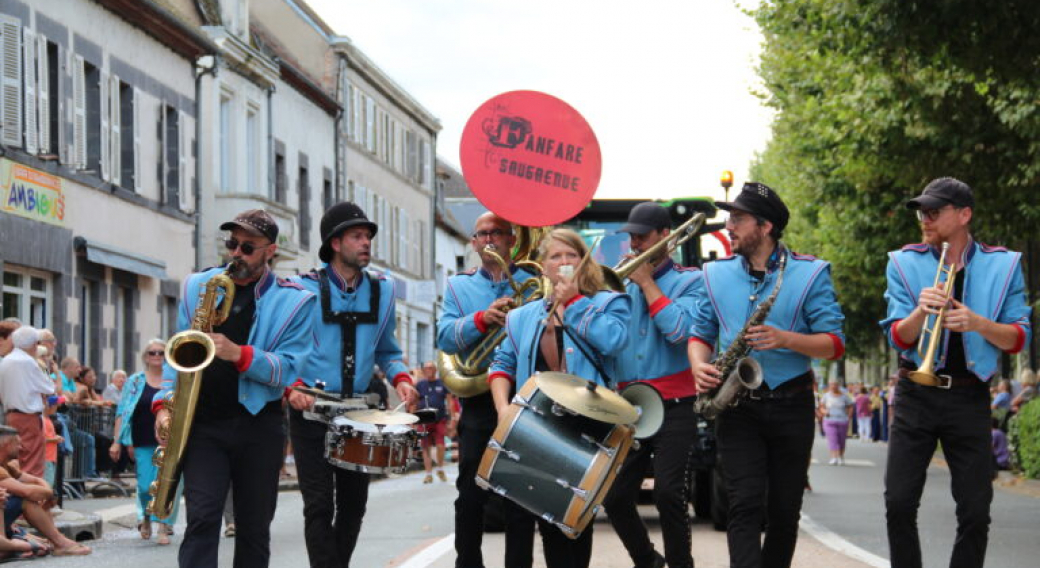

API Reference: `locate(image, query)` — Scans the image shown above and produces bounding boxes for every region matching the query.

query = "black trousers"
[289,408,370,568]
[179,406,284,568]
[884,379,992,568]
[604,400,697,568]
[505,498,594,568]
[455,394,497,568]
[716,390,815,568]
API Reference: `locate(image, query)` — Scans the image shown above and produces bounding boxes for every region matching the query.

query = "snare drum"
[476,377,634,538]
[324,416,419,474]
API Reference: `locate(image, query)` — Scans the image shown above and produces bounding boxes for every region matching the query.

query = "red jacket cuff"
[564,295,584,309]
[151,398,165,415]
[890,319,914,351]
[1006,323,1026,354]
[648,296,671,317]
[235,345,254,373]
[688,336,714,351]
[488,371,514,386]
[392,373,414,387]
[284,378,306,399]
[474,311,488,334]
[826,333,845,360]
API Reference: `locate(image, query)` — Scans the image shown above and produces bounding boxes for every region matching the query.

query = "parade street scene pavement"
[4,1,1040,568]
[23,435,1040,567]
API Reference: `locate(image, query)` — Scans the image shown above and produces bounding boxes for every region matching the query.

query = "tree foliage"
[748,0,1040,359]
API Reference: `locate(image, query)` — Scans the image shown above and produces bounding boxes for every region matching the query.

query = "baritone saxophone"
[147,269,235,518]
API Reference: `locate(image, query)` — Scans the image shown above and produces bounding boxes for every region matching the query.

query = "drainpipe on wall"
[334,55,347,202]
[194,55,218,271]
[267,84,276,202]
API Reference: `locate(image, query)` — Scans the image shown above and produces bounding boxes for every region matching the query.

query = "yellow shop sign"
[0,159,66,226]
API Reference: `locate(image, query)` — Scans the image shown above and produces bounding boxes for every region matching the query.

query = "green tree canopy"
[749,0,1040,359]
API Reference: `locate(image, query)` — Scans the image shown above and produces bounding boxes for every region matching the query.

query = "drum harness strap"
[548,310,615,389]
[319,268,380,399]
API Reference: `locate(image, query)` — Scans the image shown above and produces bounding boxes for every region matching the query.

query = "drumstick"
[292,386,346,402]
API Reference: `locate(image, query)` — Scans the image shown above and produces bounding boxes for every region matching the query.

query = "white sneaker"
[838,457,846,466]
[828,458,838,465]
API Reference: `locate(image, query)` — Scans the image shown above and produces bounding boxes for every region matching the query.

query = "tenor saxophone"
[693,250,787,419]
[147,269,235,518]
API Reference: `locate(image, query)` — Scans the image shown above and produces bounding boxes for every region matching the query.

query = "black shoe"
[635,552,666,568]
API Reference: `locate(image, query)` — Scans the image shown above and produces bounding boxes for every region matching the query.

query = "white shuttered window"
[0,16,23,147]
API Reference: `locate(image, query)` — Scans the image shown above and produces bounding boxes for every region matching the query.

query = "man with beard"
[437,212,537,568]
[881,178,1030,568]
[286,202,417,567]
[603,202,702,568]
[688,183,845,568]
[154,209,316,568]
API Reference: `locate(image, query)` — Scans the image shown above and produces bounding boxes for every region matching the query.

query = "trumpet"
[908,242,956,388]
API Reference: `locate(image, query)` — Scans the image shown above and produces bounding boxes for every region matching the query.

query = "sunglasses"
[225,238,265,255]
[147,350,165,356]
[915,206,956,223]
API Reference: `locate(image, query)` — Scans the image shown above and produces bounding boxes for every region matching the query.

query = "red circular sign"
[459,91,602,227]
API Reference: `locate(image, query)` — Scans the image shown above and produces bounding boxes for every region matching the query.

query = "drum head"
[331,416,412,435]
[331,416,380,433]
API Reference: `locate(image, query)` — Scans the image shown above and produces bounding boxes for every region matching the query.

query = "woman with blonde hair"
[1011,368,1037,414]
[489,228,631,568]
[110,339,180,545]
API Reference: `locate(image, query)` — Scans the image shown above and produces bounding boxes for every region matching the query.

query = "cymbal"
[343,409,419,426]
[533,372,638,425]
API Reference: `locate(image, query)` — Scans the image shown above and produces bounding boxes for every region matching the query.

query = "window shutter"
[22,28,36,154]
[132,87,141,192]
[157,100,166,199]
[36,35,48,154]
[99,70,109,181]
[179,110,190,211]
[109,75,120,186]
[409,217,418,274]
[0,16,23,147]
[57,44,67,164]
[73,55,86,168]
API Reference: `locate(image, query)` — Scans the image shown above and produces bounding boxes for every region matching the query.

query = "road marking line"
[800,513,889,568]
[393,533,454,568]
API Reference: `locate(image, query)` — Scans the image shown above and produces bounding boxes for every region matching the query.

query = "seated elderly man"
[0,425,89,555]
[0,326,55,476]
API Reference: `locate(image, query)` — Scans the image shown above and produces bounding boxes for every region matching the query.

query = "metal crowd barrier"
[61,405,128,498]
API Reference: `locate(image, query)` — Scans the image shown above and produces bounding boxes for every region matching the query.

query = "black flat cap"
[715,182,790,233]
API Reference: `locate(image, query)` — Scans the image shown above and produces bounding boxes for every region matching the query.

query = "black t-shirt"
[942,269,970,378]
[132,382,159,447]
[196,280,257,422]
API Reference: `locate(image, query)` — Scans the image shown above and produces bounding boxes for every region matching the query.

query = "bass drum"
[475,377,634,538]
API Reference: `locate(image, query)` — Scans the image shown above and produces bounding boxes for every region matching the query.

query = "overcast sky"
[305,0,773,202]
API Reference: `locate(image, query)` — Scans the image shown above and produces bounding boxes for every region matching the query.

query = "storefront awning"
[74,237,168,280]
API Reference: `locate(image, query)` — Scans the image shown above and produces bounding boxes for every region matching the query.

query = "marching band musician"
[287,202,417,568]
[436,212,538,568]
[603,203,703,568]
[687,184,845,568]
[881,178,1031,568]
[489,228,632,568]
[154,209,316,568]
